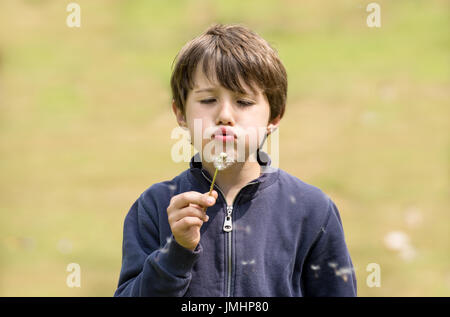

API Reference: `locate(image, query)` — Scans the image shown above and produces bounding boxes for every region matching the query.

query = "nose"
[215,99,235,126]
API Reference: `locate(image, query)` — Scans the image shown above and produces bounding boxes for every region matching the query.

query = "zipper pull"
[223,206,233,232]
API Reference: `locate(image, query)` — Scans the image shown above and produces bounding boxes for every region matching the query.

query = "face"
[173,64,280,165]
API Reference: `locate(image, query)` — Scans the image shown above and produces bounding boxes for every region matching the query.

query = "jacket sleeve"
[301,198,357,297]
[114,194,202,297]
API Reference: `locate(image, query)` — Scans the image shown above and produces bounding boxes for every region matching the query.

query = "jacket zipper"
[200,169,258,297]
[224,205,233,297]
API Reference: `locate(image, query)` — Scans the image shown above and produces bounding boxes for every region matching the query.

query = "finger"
[174,216,204,231]
[190,191,217,212]
[189,203,210,218]
[202,190,218,211]
[202,190,218,208]
[189,203,206,212]
[170,206,209,223]
[170,191,216,210]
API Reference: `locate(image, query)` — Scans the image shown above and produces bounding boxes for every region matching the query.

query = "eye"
[237,100,255,107]
[200,98,216,104]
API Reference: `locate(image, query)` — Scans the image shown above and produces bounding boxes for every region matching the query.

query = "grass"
[0,0,448,296]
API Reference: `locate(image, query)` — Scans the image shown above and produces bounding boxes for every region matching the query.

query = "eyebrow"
[194,87,257,98]
[193,87,216,94]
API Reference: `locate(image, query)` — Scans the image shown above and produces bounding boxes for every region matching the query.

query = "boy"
[114,24,357,297]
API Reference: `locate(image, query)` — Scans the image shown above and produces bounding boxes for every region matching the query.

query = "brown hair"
[170,24,287,122]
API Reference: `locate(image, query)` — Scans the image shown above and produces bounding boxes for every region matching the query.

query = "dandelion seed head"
[214,152,234,171]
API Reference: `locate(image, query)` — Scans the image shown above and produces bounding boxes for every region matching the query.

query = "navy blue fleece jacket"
[114,151,357,297]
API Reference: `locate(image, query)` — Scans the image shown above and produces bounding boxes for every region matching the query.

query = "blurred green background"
[0,0,448,296]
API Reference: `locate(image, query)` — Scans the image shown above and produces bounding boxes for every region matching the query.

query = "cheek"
[242,127,267,150]
[240,110,270,140]
[185,105,210,137]
[242,103,270,124]
[186,118,215,151]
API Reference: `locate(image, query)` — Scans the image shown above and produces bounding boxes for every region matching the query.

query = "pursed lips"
[212,127,236,142]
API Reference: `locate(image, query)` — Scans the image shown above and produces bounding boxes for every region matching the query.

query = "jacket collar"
[188,149,279,205]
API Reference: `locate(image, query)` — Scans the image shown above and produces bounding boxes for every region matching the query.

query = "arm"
[114,195,201,297]
[301,198,357,297]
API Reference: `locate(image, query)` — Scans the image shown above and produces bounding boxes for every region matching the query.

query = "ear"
[172,100,187,128]
[267,115,281,136]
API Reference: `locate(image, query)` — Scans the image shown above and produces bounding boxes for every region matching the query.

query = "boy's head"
[170,24,287,163]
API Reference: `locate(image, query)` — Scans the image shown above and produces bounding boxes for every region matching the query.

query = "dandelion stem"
[204,167,218,214]
[205,152,229,213]
[209,167,219,195]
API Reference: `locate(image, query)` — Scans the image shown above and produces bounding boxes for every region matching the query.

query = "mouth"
[212,127,237,142]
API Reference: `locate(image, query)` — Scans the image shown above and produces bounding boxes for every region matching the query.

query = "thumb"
[205,190,218,200]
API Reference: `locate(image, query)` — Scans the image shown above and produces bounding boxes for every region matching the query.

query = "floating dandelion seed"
[384,231,417,261]
[311,264,320,278]
[160,236,172,254]
[241,259,255,266]
[19,237,35,251]
[404,207,423,228]
[234,224,251,234]
[328,262,339,279]
[384,231,409,251]
[289,195,296,204]
[327,261,355,282]
[336,267,354,283]
[399,245,416,261]
[360,111,378,125]
[328,262,338,269]
[57,239,73,254]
